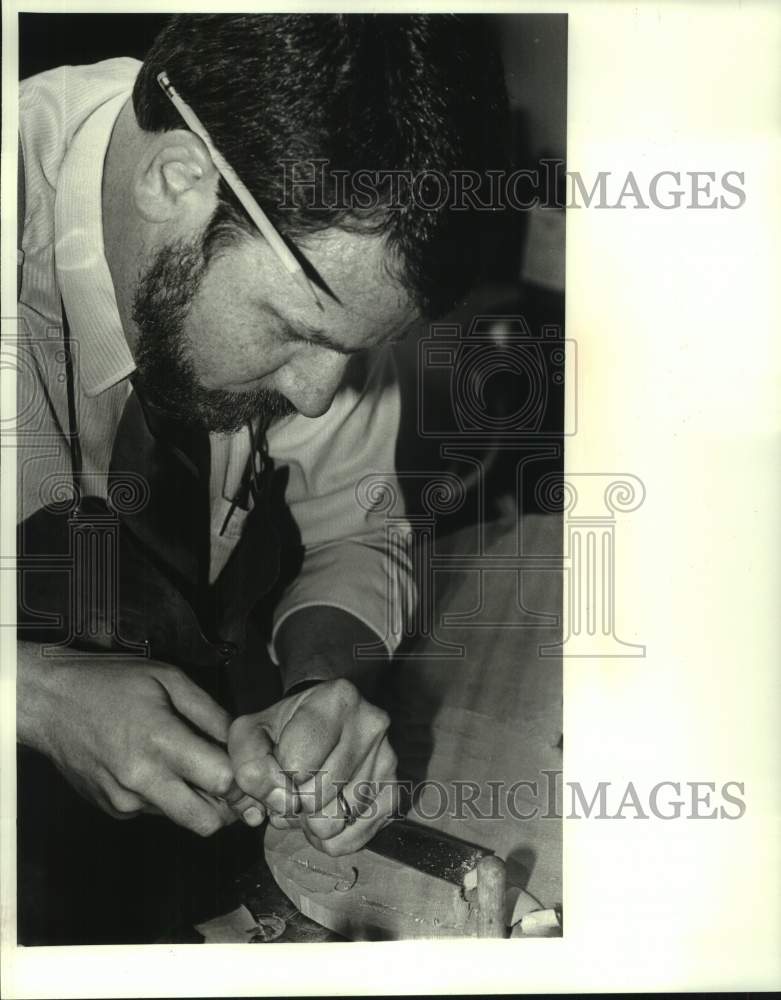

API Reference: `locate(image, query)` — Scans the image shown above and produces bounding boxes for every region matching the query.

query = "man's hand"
[228,678,398,856]
[17,647,261,836]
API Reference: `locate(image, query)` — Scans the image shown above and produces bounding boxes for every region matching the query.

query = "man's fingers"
[221,784,268,827]
[228,715,298,817]
[294,704,390,814]
[275,707,342,787]
[268,812,300,830]
[227,686,393,837]
[193,788,258,828]
[299,739,382,836]
[95,776,146,821]
[239,803,267,827]
[301,738,396,841]
[143,774,229,837]
[276,679,364,786]
[112,711,270,829]
[185,787,266,829]
[303,780,398,857]
[151,715,237,798]
[158,669,232,745]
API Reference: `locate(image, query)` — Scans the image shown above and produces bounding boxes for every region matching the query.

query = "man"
[15,14,507,941]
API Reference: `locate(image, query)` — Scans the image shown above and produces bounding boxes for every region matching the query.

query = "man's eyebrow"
[294,322,363,356]
[261,303,354,355]
[298,320,418,353]
[265,304,418,355]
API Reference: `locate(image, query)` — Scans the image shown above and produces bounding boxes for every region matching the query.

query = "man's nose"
[278,349,350,419]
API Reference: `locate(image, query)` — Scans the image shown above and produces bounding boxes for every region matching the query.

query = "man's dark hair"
[133,13,509,318]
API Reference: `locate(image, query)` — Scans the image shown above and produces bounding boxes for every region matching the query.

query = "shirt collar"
[54,90,136,397]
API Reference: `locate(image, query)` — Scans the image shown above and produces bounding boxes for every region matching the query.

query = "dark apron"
[16,315,303,943]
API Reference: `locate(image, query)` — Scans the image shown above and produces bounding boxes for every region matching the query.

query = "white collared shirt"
[17,58,413,672]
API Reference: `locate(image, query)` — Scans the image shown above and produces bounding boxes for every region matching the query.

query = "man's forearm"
[275,606,390,704]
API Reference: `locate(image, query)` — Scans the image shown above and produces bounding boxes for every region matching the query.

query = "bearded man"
[15,13,507,942]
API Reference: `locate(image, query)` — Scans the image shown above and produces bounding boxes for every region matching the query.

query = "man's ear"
[133,130,218,224]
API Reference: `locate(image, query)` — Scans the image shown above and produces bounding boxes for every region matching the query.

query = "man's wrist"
[276,606,390,704]
[284,677,326,698]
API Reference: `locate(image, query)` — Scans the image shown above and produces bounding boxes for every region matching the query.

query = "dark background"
[19,14,170,77]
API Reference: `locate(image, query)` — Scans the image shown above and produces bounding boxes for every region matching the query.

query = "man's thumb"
[228,715,298,817]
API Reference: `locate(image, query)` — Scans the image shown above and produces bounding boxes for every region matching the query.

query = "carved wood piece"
[265,824,508,940]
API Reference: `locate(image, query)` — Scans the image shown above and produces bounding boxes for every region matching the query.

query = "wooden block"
[265,825,489,940]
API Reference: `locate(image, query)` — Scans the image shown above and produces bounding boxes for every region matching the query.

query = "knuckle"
[158,664,186,688]
[235,758,265,792]
[192,812,223,838]
[229,714,252,740]
[211,766,234,798]
[108,789,142,816]
[228,714,267,754]
[317,836,343,858]
[119,760,152,793]
[381,744,398,776]
[146,726,169,755]
[367,705,390,731]
[324,678,360,710]
[306,814,337,838]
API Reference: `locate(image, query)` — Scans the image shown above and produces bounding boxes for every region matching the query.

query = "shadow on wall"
[394,14,568,530]
[394,280,566,532]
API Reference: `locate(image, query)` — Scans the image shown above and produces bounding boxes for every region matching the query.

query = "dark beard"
[131,239,296,434]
